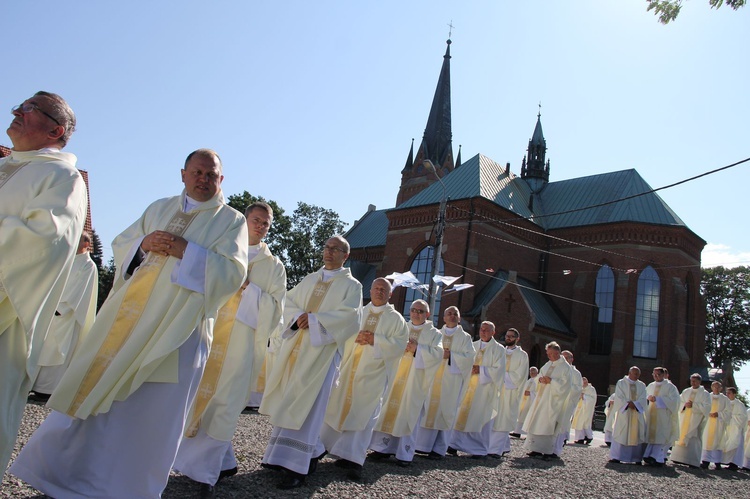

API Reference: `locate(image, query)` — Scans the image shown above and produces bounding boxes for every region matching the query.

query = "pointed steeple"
[401,138,415,173]
[455,144,462,169]
[521,106,549,193]
[397,39,455,205]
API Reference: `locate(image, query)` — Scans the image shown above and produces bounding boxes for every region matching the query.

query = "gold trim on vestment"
[0,160,29,189]
[627,383,640,446]
[337,310,382,430]
[66,209,198,416]
[284,279,333,378]
[379,327,420,434]
[454,348,485,431]
[185,286,243,437]
[647,384,662,442]
[676,391,697,446]
[706,397,720,450]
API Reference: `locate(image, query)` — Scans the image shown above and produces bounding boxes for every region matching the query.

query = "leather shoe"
[335,458,356,469]
[396,459,411,467]
[426,451,444,460]
[261,462,284,471]
[446,447,458,456]
[509,432,521,438]
[368,450,390,460]
[574,439,585,444]
[608,459,621,464]
[700,461,710,469]
[488,453,502,459]
[217,466,238,482]
[198,483,216,499]
[277,472,306,490]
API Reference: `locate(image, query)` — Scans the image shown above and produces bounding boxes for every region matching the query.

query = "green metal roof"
[538,169,686,230]
[345,208,389,249]
[466,270,572,335]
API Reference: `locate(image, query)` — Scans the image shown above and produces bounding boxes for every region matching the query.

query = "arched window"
[633,266,660,358]
[590,264,615,355]
[402,246,443,324]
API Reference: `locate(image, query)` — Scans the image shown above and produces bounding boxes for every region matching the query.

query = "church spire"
[401,138,415,173]
[521,105,549,193]
[396,38,455,205]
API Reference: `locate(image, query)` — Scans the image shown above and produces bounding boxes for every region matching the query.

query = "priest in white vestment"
[743,408,750,471]
[489,327,528,456]
[0,91,87,473]
[321,277,409,481]
[512,367,538,437]
[603,393,615,446]
[32,232,98,398]
[720,387,746,470]
[553,350,582,457]
[260,236,361,489]
[572,377,597,444]
[10,149,247,498]
[523,342,572,459]
[450,321,505,458]
[642,367,680,466]
[415,306,474,459]
[369,299,443,466]
[700,381,731,469]
[609,367,648,464]
[174,202,286,496]
[670,373,710,468]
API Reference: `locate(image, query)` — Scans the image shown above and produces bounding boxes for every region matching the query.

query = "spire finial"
[448,20,454,40]
[537,101,542,119]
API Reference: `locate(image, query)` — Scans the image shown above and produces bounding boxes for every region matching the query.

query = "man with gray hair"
[610,366,648,464]
[0,91,87,473]
[522,341,572,460]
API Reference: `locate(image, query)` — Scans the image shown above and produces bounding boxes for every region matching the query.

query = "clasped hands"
[141,230,188,259]
[355,330,374,346]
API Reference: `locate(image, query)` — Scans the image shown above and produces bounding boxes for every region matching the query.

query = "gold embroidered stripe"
[66,209,198,416]
[706,398,719,450]
[379,353,414,434]
[454,349,484,431]
[338,311,382,430]
[185,287,243,437]
[424,359,447,428]
[647,385,661,442]
[0,160,29,189]
[627,383,639,446]
[255,356,268,392]
[676,392,697,446]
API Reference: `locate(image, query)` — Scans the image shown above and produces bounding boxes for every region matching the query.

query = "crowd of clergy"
[603,368,750,471]
[2,91,749,499]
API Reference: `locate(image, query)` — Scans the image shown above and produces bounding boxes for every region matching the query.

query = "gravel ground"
[3,401,748,498]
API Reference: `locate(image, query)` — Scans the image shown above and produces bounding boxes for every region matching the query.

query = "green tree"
[90,228,104,268]
[701,266,750,382]
[647,0,746,24]
[97,256,117,311]
[226,191,347,288]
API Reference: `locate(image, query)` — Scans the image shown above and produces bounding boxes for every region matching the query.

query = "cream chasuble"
[374,320,443,437]
[260,267,361,430]
[493,345,529,432]
[612,377,648,447]
[48,191,248,419]
[37,252,98,367]
[454,338,505,433]
[701,393,730,451]
[523,357,572,436]
[516,376,538,430]
[572,384,597,431]
[675,386,710,446]
[644,380,680,445]
[421,325,474,431]
[324,302,409,432]
[721,398,747,456]
[0,150,87,374]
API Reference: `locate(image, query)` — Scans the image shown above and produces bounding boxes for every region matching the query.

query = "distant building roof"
[345,207,389,249]
[466,269,572,335]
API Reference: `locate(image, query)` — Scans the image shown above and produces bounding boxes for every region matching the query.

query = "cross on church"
[505,293,516,313]
[448,20,454,38]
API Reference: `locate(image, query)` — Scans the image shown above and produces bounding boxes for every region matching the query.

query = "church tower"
[396,39,455,205]
[520,109,550,194]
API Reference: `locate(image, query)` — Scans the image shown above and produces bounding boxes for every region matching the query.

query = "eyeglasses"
[322,245,346,254]
[410,308,428,314]
[12,102,61,126]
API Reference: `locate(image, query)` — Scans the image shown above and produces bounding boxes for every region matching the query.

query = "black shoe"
[509,432,521,438]
[347,463,363,481]
[414,449,430,455]
[368,450,390,461]
[396,459,411,467]
[198,483,216,499]
[643,456,656,465]
[335,458,356,469]
[700,461,710,469]
[605,442,612,447]
[426,451,444,461]
[542,453,560,461]
[727,463,739,470]
[277,471,306,490]
[715,463,723,470]
[574,439,585,445]
[28,391,51,402]
[261,462,284,471]
[583,438,592,445]
[608,459,621,464]
[217,466,238,482]
[488,453,502,459]
[244,406,259,412]
[527,451,543,458]
[470,454,486,460]
[446,447,458,456]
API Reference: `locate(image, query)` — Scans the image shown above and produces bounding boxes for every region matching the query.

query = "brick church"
[344,39,707,394]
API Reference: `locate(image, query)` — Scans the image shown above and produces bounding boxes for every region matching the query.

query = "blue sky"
[4,1,749,387]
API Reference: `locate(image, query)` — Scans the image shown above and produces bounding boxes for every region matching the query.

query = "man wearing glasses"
[368,299,443,467]
[260,235,361,489]
[0,91,87,473]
